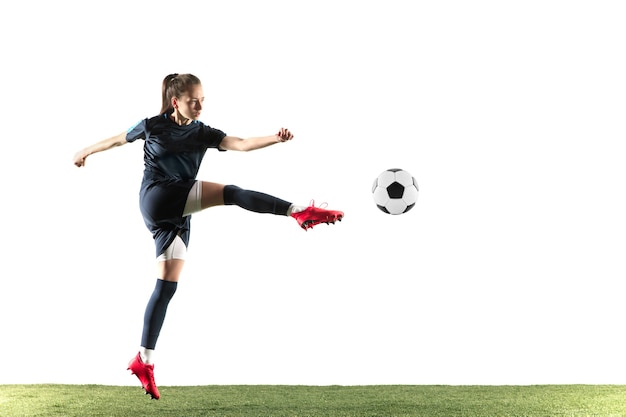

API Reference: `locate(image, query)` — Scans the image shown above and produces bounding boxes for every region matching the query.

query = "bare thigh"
[200,181,225,209]
[157,259,185,282]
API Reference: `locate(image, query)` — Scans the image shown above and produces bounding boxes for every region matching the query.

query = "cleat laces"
[291,200,344,230]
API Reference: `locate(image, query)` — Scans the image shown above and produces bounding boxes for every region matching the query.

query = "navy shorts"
[139,179,195,257]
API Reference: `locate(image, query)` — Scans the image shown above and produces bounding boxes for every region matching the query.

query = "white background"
[1,1,625,386]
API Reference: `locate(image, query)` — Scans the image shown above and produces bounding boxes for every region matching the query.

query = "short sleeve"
[126,119,148,143]
[202,125,227,150]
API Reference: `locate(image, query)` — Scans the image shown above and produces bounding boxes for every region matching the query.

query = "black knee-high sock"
[223,185,292,215]
[141,279,178,350]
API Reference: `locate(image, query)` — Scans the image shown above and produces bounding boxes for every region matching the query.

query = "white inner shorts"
[157,234,187,261]
[156,181,203,262]
[183,180,202,216]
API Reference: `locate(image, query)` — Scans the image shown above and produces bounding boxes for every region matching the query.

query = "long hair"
[160,73,202,114]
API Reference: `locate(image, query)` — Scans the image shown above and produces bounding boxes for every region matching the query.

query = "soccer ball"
[372,168,419,215]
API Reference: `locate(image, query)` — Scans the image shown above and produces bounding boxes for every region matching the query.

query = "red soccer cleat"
[127,352,160,400]
[291,201,344,230]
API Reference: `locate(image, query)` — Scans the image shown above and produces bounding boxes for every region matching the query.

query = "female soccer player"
[73,73,343,399]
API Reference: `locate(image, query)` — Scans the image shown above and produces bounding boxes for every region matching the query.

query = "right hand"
[73,150,89,167]
[72,131,128,167]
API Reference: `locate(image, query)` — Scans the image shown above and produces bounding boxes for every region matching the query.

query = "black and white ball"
[372,168,419,215]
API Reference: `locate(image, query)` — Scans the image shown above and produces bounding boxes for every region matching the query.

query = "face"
[173,84,204,121]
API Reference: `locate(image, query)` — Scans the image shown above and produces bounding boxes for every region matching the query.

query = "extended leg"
[188,181,344,230]
[223,184,292,214]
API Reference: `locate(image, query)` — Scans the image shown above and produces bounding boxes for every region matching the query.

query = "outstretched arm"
[73,131,128,167]
[219,127,294,152]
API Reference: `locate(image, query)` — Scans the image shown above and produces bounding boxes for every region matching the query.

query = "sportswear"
[126,114,226,257]
[142,279,178,350]
[128,352,160,399]
[291,202,344,230]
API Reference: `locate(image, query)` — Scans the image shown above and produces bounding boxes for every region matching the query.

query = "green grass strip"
[1,384,625,417]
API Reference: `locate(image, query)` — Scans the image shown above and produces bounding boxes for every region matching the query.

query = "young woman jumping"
[73,73,343,399]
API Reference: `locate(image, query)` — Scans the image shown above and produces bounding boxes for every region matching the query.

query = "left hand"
[276,127,294,142]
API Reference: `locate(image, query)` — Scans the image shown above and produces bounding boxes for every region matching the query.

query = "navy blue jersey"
[126,114,226,182]
[126,114,227,257]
